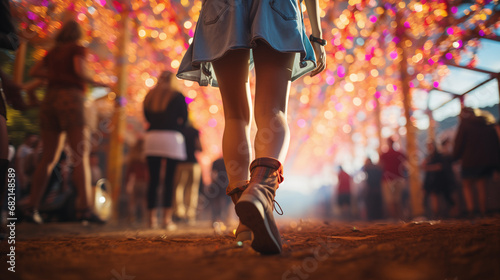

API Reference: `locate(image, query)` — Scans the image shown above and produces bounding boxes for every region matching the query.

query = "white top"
[144,130,187,160]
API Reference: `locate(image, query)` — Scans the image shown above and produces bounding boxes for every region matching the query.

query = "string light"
[11,0,496,175]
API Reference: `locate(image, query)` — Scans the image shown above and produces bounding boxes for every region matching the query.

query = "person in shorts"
[453,107,500,217]
[379,137,408,220]
[22,20,109,224]
[177,0,326,254]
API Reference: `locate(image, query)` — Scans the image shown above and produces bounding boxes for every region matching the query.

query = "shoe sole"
[235,230,253,242]
[235,194,281,254]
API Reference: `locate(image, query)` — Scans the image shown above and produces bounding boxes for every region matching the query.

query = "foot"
[236,194,281,254]
[166,222,178,231]
[226,180,253,242]
[187,218,196,226]
[22,209,43,224]
[235,157,283,254]
[235,223,253,242]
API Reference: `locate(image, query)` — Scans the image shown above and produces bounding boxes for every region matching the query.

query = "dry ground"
[1,217,499,280]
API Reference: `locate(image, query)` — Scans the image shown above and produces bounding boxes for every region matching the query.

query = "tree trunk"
[397,11,424,218]
[106,11,130,222]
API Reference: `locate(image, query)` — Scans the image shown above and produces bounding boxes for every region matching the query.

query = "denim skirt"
[177,0,317,87]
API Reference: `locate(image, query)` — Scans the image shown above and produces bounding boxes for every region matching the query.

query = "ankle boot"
[235,157,283,254]
[226,180,252,242]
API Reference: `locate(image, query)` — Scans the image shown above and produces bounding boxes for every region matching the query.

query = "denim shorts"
[177,0,317,87]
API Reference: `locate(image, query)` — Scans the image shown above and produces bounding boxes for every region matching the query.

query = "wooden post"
[397,11,424,218]
[106,11,130,222]
[13,41,27,84]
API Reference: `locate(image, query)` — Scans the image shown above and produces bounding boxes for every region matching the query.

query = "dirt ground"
[1,217,499,280]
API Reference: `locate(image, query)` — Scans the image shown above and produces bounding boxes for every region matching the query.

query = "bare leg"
[461,178,474,214]
[66,126,92,211]
[148,208,158,228]
[253,41,295,162]
[186,163,201,221]
[0,116,8,213]
[233,42,295,254]
[212,49,252,184]
[430,193,439,218]
[30,130,66,209]
[138,184,148,225]
[163,208,175,229]
[126,174,136,223]
[0,115,7,160]
[476,178,487,215]
[174,163,187,219]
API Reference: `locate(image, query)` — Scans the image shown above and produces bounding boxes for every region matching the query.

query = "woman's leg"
[476,178,487,215]
[0,116,9,213]
[234,42,295,254]
[430,193,439,218]
[66,126,91,211]
[186,163,202,221]
[173,163,187,219]
[163,158,179,225]
[212,49,252,184]
[252,41,295,162]
[461,178,475,215]
[29,129,65,209]
[0,115,7,160]
[125,174,136,223]
[137,182,148,225]
[146,156,162,227]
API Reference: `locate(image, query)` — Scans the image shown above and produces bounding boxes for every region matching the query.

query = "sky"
[431,38,500,122]
[429,1,500,122]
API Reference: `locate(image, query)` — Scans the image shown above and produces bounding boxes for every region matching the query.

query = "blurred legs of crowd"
[173,162,201,225]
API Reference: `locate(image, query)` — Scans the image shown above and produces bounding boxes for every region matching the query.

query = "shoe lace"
[273,200,283,216]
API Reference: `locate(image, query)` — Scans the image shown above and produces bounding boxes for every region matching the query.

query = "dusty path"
[1,217,499,280]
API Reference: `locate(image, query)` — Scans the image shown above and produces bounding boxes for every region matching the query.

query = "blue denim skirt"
[177,0,317,87]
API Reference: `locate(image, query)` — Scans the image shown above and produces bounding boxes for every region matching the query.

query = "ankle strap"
[250,157,284,183]
[226,180,249,196]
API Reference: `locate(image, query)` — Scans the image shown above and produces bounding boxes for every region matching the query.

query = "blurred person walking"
[379,137,408,220]
[15,133,38,195]
[177,0,326,254]
[173,121,202,225]
[453,108,500,217]
[0,0,21,239]
[422,141,455,219]
[22,136,43,197]
[143,71,188,230]
[206,157,231,225]
[362,158,384,221]
[125,138,149,225]
[440,138,460,217]
[336,166,352,220]
[22,20,109,224]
